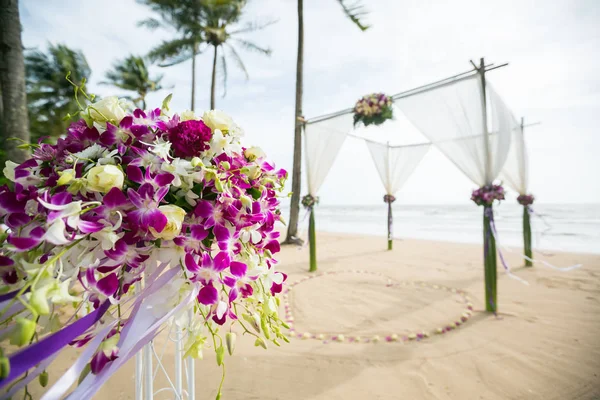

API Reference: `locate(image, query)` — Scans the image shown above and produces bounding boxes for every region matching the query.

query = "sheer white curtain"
[366,141,430,195]
[394,75,513,186]
[500,121,528,194]
[304,113,352,196]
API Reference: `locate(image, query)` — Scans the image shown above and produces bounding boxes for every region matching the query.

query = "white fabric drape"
[394,75,513,186]
[303,113,351,196]
[500,121,528,194]
[366,141,430,195]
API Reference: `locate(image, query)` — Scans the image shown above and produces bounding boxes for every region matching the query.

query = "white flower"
[2,161,18,182]
[86,165,124,193]
[180,110,197,121]
[209,129,242,157]
[87,96,129,123]
[72,144,105,160]
[202,110,235,132]
[240,225,261,244]
[244,146,266,161]
[142,137,172,160]
[161,158,193,187]
[150,205,186,240]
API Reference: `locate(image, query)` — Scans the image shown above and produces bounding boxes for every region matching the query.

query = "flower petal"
[197,284,218,305]
[213,252,230,272]
[97,273,119,296]
[229,261,247,278]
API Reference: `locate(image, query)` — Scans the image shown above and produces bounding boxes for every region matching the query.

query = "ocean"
[283,204,600,254]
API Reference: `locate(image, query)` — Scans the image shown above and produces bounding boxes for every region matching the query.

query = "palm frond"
[137,17,162,30]
[232,39,271,56]
[147,37,198,63]
[226,44,249,80]
[336,0,370,31]
[229,18,278,35]
[220,53,228,97]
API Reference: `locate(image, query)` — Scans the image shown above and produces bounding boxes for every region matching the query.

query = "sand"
[27,232,600,399]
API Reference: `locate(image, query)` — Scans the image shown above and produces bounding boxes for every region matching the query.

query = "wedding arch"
[301,58,524,313]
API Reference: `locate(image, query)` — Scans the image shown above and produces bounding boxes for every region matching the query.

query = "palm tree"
[138,0,206,111]
[138,0,273,110]
[0,0,29,164]
[201,1,274,109]
[25,43,91,140]
[102,55,164,109]
[285,0,369,244]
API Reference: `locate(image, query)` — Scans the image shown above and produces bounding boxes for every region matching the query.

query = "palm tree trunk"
[0,0,29,164]
[285,0,304,243]
[210,45,218,110]
[191,42,197,111]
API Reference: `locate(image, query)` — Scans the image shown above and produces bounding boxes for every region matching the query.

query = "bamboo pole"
[523,206,533,266]
[308,207,317,272]
[520,117,534,267]
[483,206,498,313]
[478,57,498,313]
[387,199,393,251]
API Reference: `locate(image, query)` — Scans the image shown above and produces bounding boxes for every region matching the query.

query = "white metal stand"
[134,286,195,399]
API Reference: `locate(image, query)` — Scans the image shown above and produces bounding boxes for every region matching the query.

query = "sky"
[19,0,600,206]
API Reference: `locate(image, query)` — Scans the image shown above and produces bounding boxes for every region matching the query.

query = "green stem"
[523,206,533,267]
[308,207,317,272]
[483,205,497,313]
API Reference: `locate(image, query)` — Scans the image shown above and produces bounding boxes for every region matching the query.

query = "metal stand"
[134,288,196,399]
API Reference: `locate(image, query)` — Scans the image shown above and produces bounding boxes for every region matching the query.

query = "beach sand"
[28,232,600,399]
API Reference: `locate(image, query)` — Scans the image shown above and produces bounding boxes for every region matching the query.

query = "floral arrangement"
[517,194,535,206]
[301,194,318,209]
[383,194,396,203]
[353,93,394,127]
[0,90,288,398]
[470,184,505,206]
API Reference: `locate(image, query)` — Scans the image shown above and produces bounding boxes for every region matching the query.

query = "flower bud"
[191,157,203,167]
[244,147,266,162]
[261,316,271,340]
[10,318,36,346]
[57,170,75,186]
[39,370,49,387]
[30,286,51,315]
[215,345,224,366]
[86,165,124,193]
[87,96,128,123]
[0,356,10,379]
[254,337,267,349]
[226,332,236,356]
[202,110,234,132]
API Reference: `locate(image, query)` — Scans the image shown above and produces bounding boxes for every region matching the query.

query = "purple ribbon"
[0,301,110,389]
[0,288,26,303]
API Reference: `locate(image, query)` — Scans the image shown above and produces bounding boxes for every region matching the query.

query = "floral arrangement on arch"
[517,194,534,206]
[471,184,505,207]
[353,93,394,127]
[0,88,289,397]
